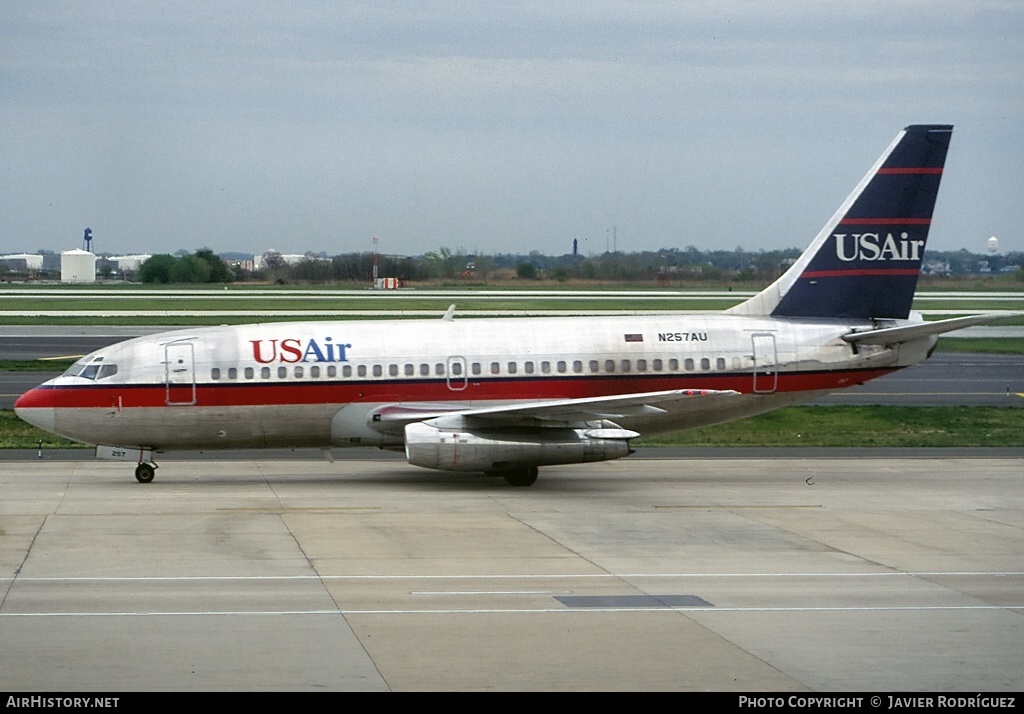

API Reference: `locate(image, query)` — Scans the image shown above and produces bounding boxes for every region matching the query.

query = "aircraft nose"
[14,387,57,433]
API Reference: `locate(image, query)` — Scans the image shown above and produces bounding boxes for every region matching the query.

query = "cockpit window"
[63,356,118,381]
[62,358,91,378]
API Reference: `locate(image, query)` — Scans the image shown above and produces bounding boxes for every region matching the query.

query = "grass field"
[633,406,1024,447]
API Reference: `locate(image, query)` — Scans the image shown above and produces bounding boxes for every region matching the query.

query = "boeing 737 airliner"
[15,125,998,486]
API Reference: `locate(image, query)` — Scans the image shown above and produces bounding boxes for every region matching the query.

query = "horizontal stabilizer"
[842,313,1007,345]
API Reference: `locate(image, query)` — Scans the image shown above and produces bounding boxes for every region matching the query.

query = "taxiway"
[1,455,1021,691]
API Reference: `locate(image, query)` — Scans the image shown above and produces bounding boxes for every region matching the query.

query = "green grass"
[0,359,76,372]
[3,406,1022,450]
[634,406,1024,447]
[0,410,84,449]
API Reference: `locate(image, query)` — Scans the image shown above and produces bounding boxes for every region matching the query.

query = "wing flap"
[428,388,740,427]
[371,388,741,432]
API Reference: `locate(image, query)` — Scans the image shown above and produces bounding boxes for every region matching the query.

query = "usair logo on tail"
[834,233,926,262]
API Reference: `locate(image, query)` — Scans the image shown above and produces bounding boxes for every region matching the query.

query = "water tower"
[83,227,93,252]
[987,236,999,254]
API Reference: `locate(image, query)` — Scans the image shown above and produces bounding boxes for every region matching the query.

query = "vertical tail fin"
[728,125,953,319]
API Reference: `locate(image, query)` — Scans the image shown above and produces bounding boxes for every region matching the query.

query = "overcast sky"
[2,1,1022,258]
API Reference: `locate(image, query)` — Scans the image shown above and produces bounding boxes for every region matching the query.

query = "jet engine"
[404,420,637,473]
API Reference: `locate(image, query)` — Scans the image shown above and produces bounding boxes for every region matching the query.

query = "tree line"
[133,245,1023,285]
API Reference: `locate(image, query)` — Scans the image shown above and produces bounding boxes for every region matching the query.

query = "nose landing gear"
[134,462,157,483]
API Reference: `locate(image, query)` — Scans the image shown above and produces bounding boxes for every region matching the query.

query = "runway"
[1,455,1021,691]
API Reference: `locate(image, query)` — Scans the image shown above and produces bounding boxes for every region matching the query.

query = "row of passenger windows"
[210,356,735,381]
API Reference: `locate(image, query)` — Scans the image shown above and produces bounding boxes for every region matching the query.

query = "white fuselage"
[16,313,930,452]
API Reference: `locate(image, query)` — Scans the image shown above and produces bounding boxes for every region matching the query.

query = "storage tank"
[61,249,97,283]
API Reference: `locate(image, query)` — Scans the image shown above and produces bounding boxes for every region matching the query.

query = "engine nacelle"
[404,421,636,472]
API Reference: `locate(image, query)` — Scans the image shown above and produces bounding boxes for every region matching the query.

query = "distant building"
[106,254,152,273]
[254,250,318,270]
[0,253,44,271]
[61,249,96,283]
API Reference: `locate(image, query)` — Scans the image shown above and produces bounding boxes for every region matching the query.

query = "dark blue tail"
[730,125,953,320]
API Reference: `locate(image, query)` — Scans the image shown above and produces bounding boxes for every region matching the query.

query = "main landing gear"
[134,462,157,483]
[494,466,539,488]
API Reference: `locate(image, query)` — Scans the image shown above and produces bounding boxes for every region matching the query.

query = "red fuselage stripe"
[19,369,896,410]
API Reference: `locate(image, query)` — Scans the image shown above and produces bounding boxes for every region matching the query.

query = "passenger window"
[541,361,551,374]
[373,365,383,377]
[435,363,445,375]
[420,364,430,376]
[294,366,303,378]
[701,358,710,371]
[211,368,221,380]
[357,365,367,377]
[589,360,599,373]
[524,362,534,374]
[389,364,398,377]
[557,361,567,373]
[637,359,647,372]
[669,359,679,371]
[245,367,254,379]
[452,362,463,376]
[228,368,237,380]
[717,357,726,370]
[604,359,615,372]
[621,360,631,373]
[310,366,320,378]
[261,367,271,379]
[472,362,481,376]
[574,360,583,373]
[653,359,663,371]
[684,358,694,371]
[278,366,287,378]
[508,362,517,374]
[404,364,414,376]
[491,362,500,375]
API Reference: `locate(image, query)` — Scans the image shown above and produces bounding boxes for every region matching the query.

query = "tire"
[135,463,156,483]
[501,466,539,487]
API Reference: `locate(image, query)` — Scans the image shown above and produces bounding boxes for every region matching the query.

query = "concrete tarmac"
[1,455,1021,691]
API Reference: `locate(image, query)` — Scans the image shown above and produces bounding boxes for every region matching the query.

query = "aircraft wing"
[373,388,741,431]
[842,313,1008,346]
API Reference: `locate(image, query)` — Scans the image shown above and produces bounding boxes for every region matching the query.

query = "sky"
[2,1,1022,258]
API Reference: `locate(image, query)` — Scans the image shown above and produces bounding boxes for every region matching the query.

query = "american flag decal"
[624,334,643,342]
